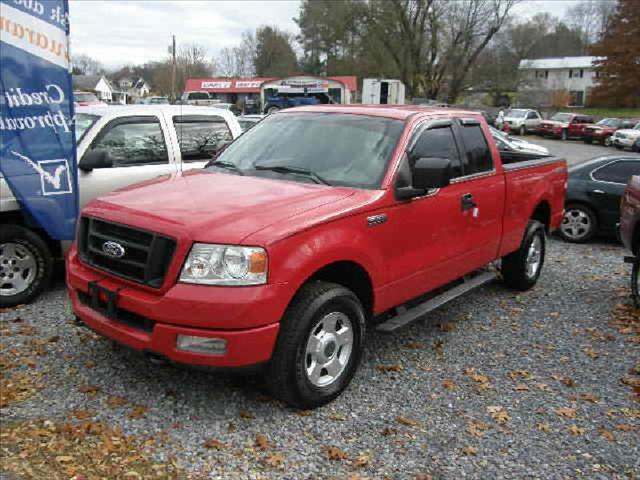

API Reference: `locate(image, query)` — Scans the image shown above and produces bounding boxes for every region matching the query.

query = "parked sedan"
[503,108,542,136]
[560,156,640,242]
[582,118,637,146]
[489,126,550,163]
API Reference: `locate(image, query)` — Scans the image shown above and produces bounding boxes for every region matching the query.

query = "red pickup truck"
[67,106,567,408]
[539,112,595,140]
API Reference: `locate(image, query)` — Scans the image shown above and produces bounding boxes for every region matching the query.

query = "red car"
[620,175,640,306]
[67,106,567,407]
[583,118,638,146]
[539,112,595,140]
[73,91,103,106]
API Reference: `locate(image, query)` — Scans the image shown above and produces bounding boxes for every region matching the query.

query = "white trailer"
[362,79,405,105]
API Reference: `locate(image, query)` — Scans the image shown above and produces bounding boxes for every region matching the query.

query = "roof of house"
[133,77,148,89]
[518,56,604,70]
[72,75,104,91]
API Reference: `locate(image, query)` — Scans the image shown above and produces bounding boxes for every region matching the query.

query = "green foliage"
[255,26,297,77]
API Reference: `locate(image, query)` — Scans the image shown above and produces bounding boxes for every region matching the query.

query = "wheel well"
[307,261,374,319]
[0,210,62,257]
[531,201,551,232]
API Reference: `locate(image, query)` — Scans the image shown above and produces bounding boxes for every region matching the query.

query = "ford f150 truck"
[67,106,567,408]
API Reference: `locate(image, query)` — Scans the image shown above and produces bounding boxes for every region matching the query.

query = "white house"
[73,75,114,102]
[518,56,604,107]
[129,77,151,100]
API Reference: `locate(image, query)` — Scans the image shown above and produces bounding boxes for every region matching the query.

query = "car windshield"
[149,97,168,104]
[75,93,97,103]
[209,112,404,189]
[74,113,99,142]
[506,110,527,118]
[550,113,573,122]
[188,92,210,100]
[596,118,619,127]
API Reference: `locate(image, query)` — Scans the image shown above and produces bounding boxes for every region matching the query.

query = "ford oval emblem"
[102,241,125,258]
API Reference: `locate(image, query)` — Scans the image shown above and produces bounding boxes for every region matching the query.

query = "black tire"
[632,257,639,309]
[519,125,526,136]
[0,225,53,307]
[561,129,568,141]
[558,203,598,243]
[603,135,613,147]
[265,281,365,409]
[502,220,546,291]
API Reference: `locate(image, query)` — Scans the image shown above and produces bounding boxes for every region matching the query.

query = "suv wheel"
[502,220,546,291]
[519,125,526,136]
[559,204,597,243]
[603,135,613,147]
[265,281,365,408]
[0,225,53,307]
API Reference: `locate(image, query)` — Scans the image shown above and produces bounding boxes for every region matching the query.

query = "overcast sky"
[69,0,583,69]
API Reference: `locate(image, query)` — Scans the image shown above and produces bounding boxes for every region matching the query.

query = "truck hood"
[85,170,358,245]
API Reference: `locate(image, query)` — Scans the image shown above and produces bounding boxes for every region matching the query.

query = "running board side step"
[376,271,498,333]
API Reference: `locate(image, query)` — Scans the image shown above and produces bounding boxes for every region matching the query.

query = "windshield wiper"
[253,164,331,186]
[206,160,244,175]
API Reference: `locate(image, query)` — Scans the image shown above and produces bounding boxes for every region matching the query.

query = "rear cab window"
[173,115,233,162]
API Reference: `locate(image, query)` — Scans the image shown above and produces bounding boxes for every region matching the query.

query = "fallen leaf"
[555,407,577,419]
[71,409,94,420]
[487,406,509,424]
[323,445,349,461]
[442,378,456,390]
[78,384,100,396]
[352,453,370,468]
[560,376,577,387]
[534,383,550,391]
[621,377,640,387]
[536,422,552,433]
[255,434,270,449]
[296,410,312,417]
[106,396,128,408]
[598,428,616,442]
[403,341,424,349]
[204,439,225,450]
[584,348,600,359]
[567,425,585,435]
[377,364,402,373]
[509,370,530,380]
[263,453,285,467]
[615,424,635,432]
[47,335,60,343]
[461,446,478,456]
[382,427,398,436]
[578,393,600,404]
[239,409,255,419]
[466,419,489,437]
[440,322,456,332]
[396,415,418,427]
[128,406,148,419]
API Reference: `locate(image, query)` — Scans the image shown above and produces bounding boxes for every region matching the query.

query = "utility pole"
[171,35,176,103]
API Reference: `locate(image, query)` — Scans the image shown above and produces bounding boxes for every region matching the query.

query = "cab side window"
[592,160,640,184]
[411,126,463,178]
[527,111,538,119]
[90,117,168,167]
[459,125,493,175]
[173,115,233,162]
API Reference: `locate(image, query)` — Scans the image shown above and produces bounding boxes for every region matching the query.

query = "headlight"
[180,243,267,285]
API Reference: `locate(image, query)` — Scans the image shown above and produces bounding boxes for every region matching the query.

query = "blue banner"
[0,0,78,240]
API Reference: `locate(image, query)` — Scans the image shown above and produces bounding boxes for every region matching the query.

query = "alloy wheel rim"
[525,235,542,278]
[304,312,354,387]
[561,209,591,240]
[0,243,37,296]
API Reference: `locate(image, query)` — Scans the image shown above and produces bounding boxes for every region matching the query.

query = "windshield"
[75,93,98,103]
[188,92,210,100]
[149,97,168,104]
[74,113,99,142]
[596,118,619,127]
[506,110,527,118]
[210,112,404,189]
[550,113,573,122]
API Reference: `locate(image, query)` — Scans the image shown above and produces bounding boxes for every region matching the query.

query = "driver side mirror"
[79,149,113,171]
[396,157,451,200]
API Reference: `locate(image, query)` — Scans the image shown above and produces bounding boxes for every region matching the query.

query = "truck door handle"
[461,193,476,211]
[592,189,605,194]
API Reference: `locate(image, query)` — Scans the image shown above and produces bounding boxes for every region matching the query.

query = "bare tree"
[72,54,104,75]
[565,0,615,46]
[214,31,256,77]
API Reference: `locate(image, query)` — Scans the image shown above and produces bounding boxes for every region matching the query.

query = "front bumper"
[66,248,282,368]
[614,137,634,147]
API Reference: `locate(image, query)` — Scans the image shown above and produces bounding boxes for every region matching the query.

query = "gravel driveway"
[1,238,638,479]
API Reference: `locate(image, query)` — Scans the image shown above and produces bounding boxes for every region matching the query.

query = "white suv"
[612,122,640,150]
[503,109,542,136]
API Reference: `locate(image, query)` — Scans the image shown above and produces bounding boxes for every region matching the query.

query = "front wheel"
[632,258,639,308]
[519,125,526,136]
[502,220,546,291]
[603,135,613,147]
[265,281,365,409]
[0,225,54,307]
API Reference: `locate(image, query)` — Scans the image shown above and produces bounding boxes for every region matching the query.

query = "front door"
[589,159,640,231]
[78,115,177,207]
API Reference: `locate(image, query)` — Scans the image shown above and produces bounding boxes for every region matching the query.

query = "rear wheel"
[265,281,365,408]
[559,204,597,243]
[502,220,546,291]
[603,135,613,147]
[0,225,53,307]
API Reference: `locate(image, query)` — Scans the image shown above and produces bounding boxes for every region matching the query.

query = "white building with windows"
[517,56,604,108]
